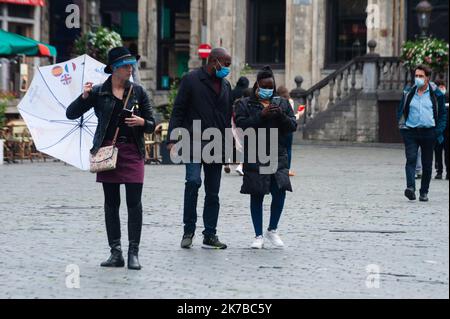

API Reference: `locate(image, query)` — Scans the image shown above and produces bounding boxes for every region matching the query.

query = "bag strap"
[112,86,134,146]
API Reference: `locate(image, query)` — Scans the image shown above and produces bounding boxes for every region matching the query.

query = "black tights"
[102,183,143,248]
[102,183,143,208]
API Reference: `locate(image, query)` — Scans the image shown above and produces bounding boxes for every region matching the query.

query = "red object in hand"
[298,105,306,112]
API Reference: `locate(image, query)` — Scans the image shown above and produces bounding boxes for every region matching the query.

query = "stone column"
[206,0,233,52]
[204,0,246,85]
[392,0,406,57]
[285,0,314,91]
[189,0,203,70]
[311,0,326,87]
[138,0,158,92]
[367,0,395,57]
[230,0,246,86]
[357,41,380,142]
[362,40,380,94]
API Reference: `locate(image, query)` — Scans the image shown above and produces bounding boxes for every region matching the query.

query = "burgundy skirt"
[96,140,144,184]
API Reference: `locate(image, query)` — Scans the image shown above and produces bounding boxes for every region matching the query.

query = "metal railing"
[290,40,448,126]
[290,58,364,124]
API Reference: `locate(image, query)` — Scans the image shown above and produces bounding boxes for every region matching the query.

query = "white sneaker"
[265,230,284,248]
[251,236,264,249]
[235,164,244,176]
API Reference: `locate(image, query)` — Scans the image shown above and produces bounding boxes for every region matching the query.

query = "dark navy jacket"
[397,83,447,144]
[167,67,233,150]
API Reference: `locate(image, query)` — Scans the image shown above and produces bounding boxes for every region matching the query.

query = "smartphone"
[272,96,281,104]
[270,96,281,108]
[121,105,135,118]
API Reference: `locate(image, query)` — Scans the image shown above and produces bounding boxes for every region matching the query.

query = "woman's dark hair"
[236,76,250,89]
[252,65,277,95]
[415,64,432,77]
[232,76,250,102]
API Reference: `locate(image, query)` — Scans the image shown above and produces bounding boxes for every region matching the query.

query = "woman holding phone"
[234,66,297,249]
[66,47,156,270]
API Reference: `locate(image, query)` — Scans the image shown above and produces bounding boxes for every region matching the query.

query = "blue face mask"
[258,85,274,100]
[415,77,426,88]
[215,60,231,79]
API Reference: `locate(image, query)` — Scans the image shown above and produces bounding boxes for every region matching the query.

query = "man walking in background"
[397,65,447,202]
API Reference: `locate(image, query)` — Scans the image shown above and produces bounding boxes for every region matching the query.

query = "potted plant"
[401,37,449,76]
[73,27,123,64]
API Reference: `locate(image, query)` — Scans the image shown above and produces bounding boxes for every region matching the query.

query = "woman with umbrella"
[66,47,156,270]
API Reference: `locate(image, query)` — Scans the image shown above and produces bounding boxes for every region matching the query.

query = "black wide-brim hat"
[104,46,141,74]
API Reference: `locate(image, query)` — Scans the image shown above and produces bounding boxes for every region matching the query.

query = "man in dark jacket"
[397,64,448,202]
[167,48,233,249]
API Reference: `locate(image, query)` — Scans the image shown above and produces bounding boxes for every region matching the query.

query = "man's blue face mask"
[415,77,426,88]
[215,60,231,79]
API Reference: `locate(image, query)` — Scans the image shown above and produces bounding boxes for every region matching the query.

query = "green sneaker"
[202,235,227,250]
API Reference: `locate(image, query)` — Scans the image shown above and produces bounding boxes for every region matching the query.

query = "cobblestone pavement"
[0,145,448,299]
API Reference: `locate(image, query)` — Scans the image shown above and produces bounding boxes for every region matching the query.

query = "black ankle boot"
[128,244,141,270]
[127,203,143,270]
[102,204,124,267]
[101,241,125,267]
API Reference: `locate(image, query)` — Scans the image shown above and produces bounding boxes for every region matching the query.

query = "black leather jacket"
[66,76,156,157]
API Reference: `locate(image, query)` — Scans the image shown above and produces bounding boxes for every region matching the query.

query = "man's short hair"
[415,64,432,77]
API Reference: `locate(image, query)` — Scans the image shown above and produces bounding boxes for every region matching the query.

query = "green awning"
[0,29,57,57]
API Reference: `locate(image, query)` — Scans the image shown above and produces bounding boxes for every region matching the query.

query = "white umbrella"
[17,55,109,171]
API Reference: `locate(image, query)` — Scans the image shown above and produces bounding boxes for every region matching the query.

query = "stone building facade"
[137,0,448,107]
[3,0,448,106]
[2,0,448,141]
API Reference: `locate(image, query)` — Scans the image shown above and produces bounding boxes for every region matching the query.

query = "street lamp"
[416,0,433,38]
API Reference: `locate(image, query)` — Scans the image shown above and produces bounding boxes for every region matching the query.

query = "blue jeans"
[416,147,422,174]
[435,135,449,175]
[285,132,294,169]
[401,128,436,195]
[250,176,286,237]
[183,163,222,237]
